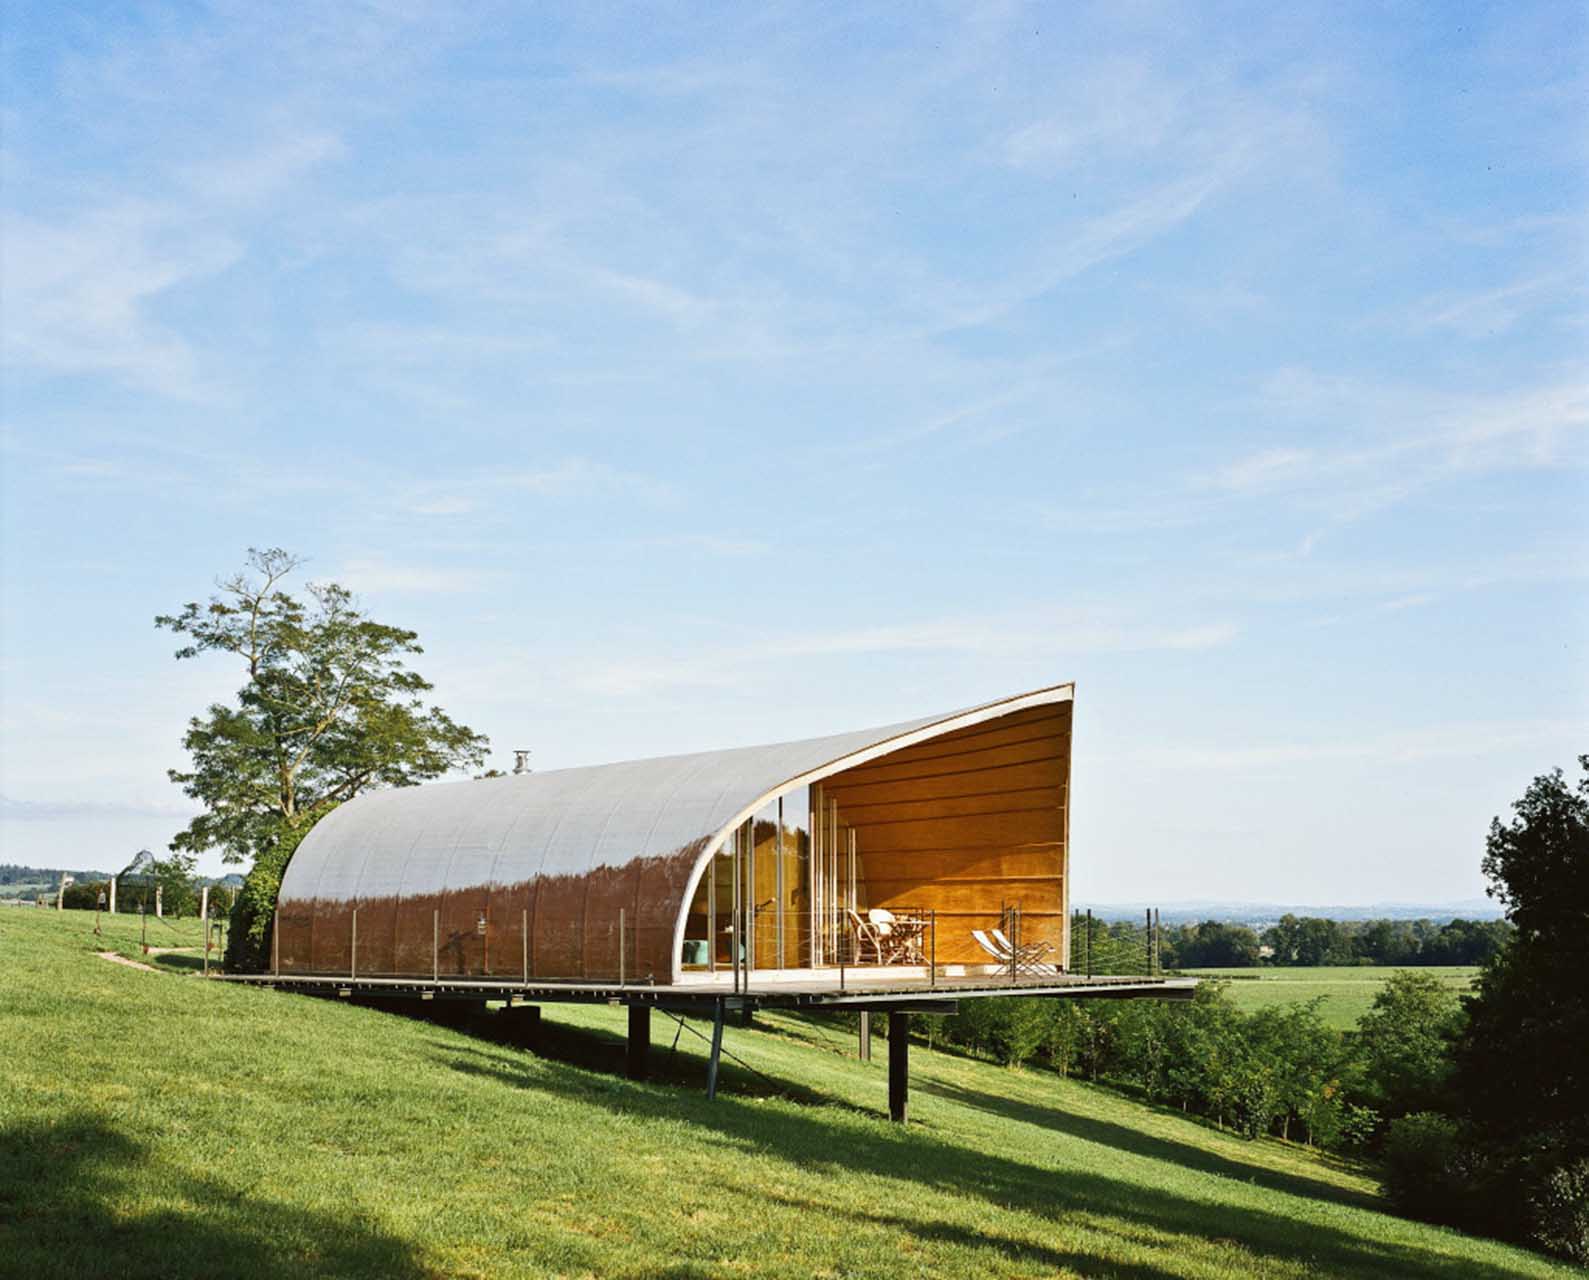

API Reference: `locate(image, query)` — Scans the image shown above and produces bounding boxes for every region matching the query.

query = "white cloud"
[1200,375,1589,519]
[1208,448,1316,493]
[0,204,239,398]
[642,534,768,557]
[1104,718,1581,772]
[336,558,499,595]
[0,795,197,822]
[567,609,1238,699]
[501,458,676,505]
[409,496,476,516]
[182,131,345,205]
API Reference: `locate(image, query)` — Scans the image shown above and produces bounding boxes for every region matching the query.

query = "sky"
[1,1,1584,905]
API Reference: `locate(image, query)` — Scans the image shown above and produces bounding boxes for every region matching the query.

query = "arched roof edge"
[666,682,1075,980]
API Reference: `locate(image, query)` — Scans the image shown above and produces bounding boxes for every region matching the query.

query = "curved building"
[274,682,1074,985]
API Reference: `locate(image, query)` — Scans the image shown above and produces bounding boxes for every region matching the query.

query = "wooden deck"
[211,967,1194,1009]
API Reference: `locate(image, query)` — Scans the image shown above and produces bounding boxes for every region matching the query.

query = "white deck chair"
[971,929,1008,964]
[992,928,1055,972]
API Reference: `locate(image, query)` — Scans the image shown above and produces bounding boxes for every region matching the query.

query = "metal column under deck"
[626,1004,650,1081]
[888,1011,909,1123]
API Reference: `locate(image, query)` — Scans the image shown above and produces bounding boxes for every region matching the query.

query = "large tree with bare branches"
[157,547,489,864]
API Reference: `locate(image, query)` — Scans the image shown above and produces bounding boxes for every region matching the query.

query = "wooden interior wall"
[820,701,1071,966]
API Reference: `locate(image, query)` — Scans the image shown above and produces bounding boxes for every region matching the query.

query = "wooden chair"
[846,909,885,964]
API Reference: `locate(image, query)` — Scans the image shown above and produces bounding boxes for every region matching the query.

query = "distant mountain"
[0,863,119,887]
[1077,899,1504,925]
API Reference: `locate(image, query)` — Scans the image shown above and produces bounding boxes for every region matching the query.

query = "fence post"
[930,909,937,989]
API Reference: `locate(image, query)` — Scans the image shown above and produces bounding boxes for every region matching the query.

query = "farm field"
[1183,965,1481,1029]
[1,909,1563,1280]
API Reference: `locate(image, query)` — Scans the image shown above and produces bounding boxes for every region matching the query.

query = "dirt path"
[95,950,158,973]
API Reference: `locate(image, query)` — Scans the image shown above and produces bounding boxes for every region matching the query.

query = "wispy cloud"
[641,534,768,557]
[0,795,196,822]
[1104,718,1581,772]
[0,204,239,398]
[567,609,1238,698]
[336,558,501,595]
[1398,271,1580,340]
[181,130,345,206]
[407,496,475,516]
[501,459,677,506]
[1199,373,1589,520]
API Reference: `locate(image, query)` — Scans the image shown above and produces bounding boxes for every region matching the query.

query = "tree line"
[57,861,236,919]
[1163,914,1512,968]
[945,758,1588,1263]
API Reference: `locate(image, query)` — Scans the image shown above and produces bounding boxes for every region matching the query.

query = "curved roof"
[276,682,1073,980]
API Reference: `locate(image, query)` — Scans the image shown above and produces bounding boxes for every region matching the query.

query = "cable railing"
[265,905,1166,990]
[1068,908,1162,977]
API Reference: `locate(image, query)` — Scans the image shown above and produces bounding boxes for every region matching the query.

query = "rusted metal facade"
[274,683,1073,985]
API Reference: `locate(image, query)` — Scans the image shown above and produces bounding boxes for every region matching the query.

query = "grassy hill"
[1184,966,1480,1029]
[0,910,1567,1279]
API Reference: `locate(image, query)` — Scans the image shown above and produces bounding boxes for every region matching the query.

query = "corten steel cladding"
[275,684,1074,985]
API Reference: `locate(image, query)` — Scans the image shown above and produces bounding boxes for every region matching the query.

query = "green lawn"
[1183,966,1480,1029]
[1,910,1562,1279]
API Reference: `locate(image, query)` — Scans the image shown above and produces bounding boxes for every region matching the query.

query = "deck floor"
[214,966,1194,1008]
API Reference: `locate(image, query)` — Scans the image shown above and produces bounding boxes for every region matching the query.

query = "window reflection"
[679,782,866,973]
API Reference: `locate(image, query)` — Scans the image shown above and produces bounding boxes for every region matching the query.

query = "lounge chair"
[973,928,1056,976]
[992,928,1056,971]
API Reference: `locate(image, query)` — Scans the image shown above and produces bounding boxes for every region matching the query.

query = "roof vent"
[512,749,532,775]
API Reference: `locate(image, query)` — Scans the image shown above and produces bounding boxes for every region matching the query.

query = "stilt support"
[858,1011,872,1061]
[705,1000,726,1100]
[888,1011,909,1123]
[510,1004,541,1049]
[626,1004,651,1081]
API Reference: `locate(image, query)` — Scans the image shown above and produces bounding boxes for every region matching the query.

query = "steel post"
[706,1000,726,1101]
[626,1004,650,1081]
[888,1011,909,1122]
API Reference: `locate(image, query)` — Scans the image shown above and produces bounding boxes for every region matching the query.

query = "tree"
[1458,757,1589,1142]
[1267,915,1351,966]
[1172,920,1261,968]
[157,548,490,863]
[1449,757,1589,1258]
[148,852,200,917]
[1354,970,1464,1119]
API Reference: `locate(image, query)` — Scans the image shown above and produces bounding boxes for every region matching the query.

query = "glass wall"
[679,782,865,973]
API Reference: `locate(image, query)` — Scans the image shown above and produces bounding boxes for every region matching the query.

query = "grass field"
[1183,966,1480,1029]
[1,910,1564,1279]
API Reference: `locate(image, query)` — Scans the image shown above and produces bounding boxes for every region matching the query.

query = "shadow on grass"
[428,1011,857,1114]
[0,1117,427,1280]
[918,1076,1378,1210]
[431,1027,1538,1280]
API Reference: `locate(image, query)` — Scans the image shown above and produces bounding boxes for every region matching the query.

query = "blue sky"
[1,2,1584,903]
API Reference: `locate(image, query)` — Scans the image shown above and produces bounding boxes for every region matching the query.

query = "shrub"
[224,809,335,972]
[1528,1157,1589,1264]
[1381,1112,1463,1222]
[941,998,1048,1066]
[60,881,109,910]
